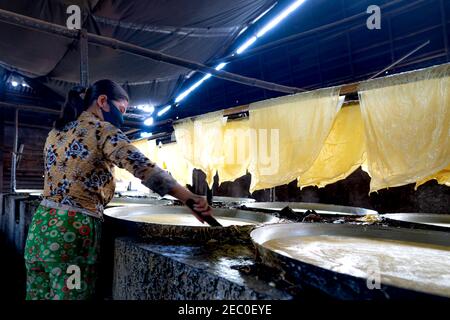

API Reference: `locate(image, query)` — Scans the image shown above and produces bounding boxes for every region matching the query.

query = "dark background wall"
[191,168,450,214]
[0,123,48,192]
[0,68,58,192]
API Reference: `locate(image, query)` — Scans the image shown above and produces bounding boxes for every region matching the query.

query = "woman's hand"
[190,194,210,212]
[168,184,213,223]
[188,195,212,223]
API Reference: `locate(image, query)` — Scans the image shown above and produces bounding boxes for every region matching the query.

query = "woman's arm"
[168,183,211,222]
[100,123,212,221]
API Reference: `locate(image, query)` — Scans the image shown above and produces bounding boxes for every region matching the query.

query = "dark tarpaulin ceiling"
[0,0,276,106]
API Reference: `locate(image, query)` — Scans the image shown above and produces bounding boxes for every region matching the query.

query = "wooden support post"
[79,29,89,87]
[10,109,18,192]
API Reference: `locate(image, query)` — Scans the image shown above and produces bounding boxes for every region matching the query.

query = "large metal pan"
[162,195,256,207]
[107,197,172,207]
[251,223,450,300]
[115,190,160,198]
[104,205,279,243]
[382,213,450,232]
[212,196,255,205]
[242,202,377,216]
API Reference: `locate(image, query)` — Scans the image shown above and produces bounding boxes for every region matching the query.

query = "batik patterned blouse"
[43,111,177,219]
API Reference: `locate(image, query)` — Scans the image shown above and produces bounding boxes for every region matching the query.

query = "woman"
[24,79,212,300]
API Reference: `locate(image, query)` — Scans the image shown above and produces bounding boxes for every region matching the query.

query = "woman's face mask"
[102,100,125,128]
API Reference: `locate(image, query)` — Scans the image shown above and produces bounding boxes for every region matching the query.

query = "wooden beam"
[223,104,250,116]
[0,8,304,95]
[340,83,359,95]
[0,101,60,115]
[3,121,52,130]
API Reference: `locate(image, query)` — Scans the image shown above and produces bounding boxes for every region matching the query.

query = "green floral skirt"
[24,204,102,300]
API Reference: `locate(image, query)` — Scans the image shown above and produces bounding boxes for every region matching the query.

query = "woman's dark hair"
[54,79,129,130]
